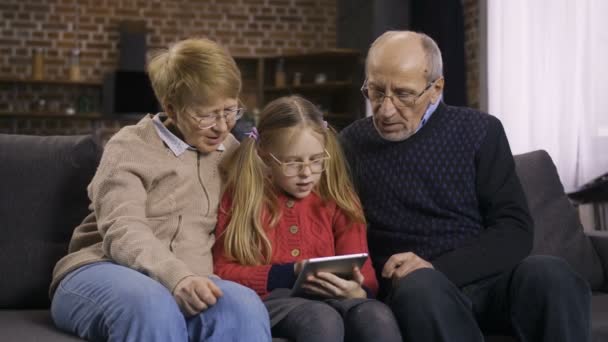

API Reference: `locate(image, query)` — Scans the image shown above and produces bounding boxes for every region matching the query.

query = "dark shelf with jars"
[234,49,364,130]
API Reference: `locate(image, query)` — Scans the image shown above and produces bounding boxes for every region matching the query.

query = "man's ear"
[431,77,445,104]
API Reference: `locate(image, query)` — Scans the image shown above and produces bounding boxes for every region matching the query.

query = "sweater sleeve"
[91,143,195,293]
[213,193,291,297]
[431,116,533,287]
[332,207,379,297]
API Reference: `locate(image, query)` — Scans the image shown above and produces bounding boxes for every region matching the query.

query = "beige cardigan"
[50,115,238,295]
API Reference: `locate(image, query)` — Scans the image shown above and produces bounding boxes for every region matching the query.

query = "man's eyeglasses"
[186,106,245,130]
[361,78,440,108]
[269,150,331,177]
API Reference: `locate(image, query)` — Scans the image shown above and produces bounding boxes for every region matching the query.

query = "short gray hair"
[419,33,443,83]
[367,31,443,83]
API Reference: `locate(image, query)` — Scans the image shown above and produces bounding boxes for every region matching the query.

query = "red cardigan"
[213,191,378,298]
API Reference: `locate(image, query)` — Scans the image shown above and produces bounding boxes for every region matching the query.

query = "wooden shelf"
[271,49,360,60]
[0,112,103,119]
[264,81,354,93]
[0,77,102,87]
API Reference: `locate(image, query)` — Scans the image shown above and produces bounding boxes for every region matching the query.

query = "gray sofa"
[1,133,607,341]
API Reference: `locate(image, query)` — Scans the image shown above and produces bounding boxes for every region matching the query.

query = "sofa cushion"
[0,310,84,341]
[591,293,608,341]
[0,134,101,309]
[513,150,604,290]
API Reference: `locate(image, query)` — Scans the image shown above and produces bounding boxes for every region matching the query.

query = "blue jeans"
[51,262,271,342]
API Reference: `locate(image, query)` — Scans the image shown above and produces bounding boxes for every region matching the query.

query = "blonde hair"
[220,96,366,265]
[147,38,242,113]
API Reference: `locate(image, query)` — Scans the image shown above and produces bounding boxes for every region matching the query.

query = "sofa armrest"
[587,231,608,291]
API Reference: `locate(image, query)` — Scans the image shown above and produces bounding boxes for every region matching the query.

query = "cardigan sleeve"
[91,142,195,293]
[431,116,533,287]
[332,206,379,296]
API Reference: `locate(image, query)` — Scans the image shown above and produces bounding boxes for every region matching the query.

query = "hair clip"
[246,127,259,141]
[323,120,328,130]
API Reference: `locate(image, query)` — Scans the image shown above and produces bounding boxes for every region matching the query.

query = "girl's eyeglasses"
[269,150,331,177]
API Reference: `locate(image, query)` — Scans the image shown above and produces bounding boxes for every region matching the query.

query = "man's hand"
[382,252,433,282]
[173,276,223,316]
[301,266,367,299]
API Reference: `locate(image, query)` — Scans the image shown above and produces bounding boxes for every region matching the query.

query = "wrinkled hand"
[173,276,223,316]
[302,266,366,299]
[382,252,433,284]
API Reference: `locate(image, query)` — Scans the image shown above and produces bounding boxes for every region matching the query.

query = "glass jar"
[69,49,81,81]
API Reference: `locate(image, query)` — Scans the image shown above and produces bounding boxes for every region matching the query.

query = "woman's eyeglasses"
[186,107,245,130]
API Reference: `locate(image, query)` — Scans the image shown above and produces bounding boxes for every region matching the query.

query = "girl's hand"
[301,266,366,299]
[294,260,307,275]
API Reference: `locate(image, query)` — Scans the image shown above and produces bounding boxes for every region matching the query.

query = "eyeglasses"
[269,150,331,177]
[361,78,440,108]
[186,106,245,130]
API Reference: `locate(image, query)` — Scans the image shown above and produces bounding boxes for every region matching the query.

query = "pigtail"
[318,126,366,224]
[221,137,273,265]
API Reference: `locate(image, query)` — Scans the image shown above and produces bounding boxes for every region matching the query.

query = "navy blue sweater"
[340,103,533,289]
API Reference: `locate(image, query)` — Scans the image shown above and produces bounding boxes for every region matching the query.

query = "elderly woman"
[49,38,271,342]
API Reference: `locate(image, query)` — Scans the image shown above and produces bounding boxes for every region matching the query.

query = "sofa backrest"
[0,137,601,308]
[0,134,101,309]
[513,150,604,290]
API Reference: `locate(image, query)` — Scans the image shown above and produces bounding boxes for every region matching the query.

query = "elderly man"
[340,31,591,342]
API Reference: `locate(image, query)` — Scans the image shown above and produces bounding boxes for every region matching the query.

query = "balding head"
[362,31,445,142]
[366,31,443,83]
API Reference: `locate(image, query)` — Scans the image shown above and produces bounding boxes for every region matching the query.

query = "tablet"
[290,253,368,297]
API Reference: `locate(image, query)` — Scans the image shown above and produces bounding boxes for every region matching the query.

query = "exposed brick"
[0,39,20,46]
[2,0,337,135]
[0,3,19,12]
[24,4,48,12]
[115,9,140,17]
[41,23,68,31]
[227,14,249,21]
[12,22,36,30]
[54,5,76,14]
[463,0,480,108]
[29,40,52,47]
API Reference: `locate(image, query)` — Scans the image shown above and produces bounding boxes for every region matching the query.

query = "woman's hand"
[173,276,223,316]
[301,266,366,299]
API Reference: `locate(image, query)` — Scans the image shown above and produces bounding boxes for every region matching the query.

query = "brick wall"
[0,0,337,136]
[463,0,480,109]
[1,0,482,136]
[1,0,337,81]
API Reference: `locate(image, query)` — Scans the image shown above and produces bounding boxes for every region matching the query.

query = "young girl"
[213,96,401,342]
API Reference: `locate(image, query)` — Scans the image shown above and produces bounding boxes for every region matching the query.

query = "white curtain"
[487,0,608,192]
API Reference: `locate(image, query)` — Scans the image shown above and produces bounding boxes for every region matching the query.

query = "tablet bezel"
[290,253,369,297]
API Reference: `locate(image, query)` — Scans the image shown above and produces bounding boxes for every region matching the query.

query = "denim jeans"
[51,262,271,342]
